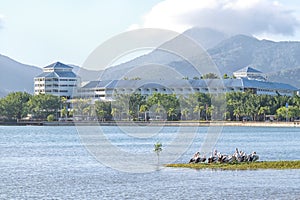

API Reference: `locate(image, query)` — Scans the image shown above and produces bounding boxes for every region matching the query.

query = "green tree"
[111,107,120,120]
[129,93,146,120]
[293,95,300,109]
[0,92,32,120]
[258,106,270,121]
[60,107,68,119]
[71,98,91,120]
[187,93,211,120]
[60,96,68,119]
[223,73,230,79]
[154,142,162,168]
[201,73,219,79]
[95,101,112,121]
[193,105,204,120]
[139,104,148,121]
[181,108,189,120]
[147,93,180,121]
[227,92,245,121]
[27,94,60,120]
[276,106,300,121]
[112,94,130,120]
[47,114,55,122]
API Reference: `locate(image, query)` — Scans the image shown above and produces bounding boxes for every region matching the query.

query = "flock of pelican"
[189,148,259,164]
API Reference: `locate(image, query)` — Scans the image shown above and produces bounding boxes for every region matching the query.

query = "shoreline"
[1,120,300,127]
[166,160,300,170]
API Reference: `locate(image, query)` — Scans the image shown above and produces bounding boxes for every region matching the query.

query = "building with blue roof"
[34,62,80,98]
[233,66,267,81]
[77,66,297,100]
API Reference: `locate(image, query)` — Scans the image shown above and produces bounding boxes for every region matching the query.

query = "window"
[96,89,105,92]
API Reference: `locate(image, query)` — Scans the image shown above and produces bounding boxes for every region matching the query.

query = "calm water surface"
[0,126,299,199]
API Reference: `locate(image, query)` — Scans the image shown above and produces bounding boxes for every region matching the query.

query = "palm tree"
[139,104,148,121]
[194,105,204,120]
[181,108,189,120]
[155,103,165,120]
[167,107,176,121]
[60,107,68,119]
[111,107,119,120]
[258,106,270,121]
[60,96,68,119]
[154,142,162,168]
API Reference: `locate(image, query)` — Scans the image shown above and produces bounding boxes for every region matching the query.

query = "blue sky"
[0,0,300,67]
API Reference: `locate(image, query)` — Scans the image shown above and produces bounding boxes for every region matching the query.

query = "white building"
[233,66,267,81]
[34,62,80,98]
[77,78,297,101]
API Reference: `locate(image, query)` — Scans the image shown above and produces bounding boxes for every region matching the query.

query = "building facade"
[78,78,297,101]
[35,65,297,100]
[233,66,267,81]
[34,62,80,98]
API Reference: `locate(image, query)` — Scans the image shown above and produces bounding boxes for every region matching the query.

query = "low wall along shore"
[4,120,300,127]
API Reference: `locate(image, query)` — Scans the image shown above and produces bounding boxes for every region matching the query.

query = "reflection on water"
[0,126,299,199]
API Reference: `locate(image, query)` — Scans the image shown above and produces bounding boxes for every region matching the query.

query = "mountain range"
[1,27,300,97]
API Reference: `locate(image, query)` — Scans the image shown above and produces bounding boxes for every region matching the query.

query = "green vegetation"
[0,92,61,121]
[154,142,163,166]
[27,94,61,119]
[154,142,162,155]
[47,114,55,122]
[166,161,300,170]
[0,92,31,120]
[1,90,300,122]
[201,73,219,79]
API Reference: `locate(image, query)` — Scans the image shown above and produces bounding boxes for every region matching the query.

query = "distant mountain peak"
[0,55,42,97]
[182,27,229,49]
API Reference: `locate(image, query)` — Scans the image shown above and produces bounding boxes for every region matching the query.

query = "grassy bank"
[166,161,300,170]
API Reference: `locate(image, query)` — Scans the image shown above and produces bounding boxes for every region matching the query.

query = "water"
[0,126,299,199]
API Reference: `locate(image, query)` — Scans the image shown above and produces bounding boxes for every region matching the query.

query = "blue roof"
[235,66,262,73]
[55,71,77,78]
[81,78,297,92]
[35,71,77,78]
[223,79,243,88]
[82,80,112,88]
[242,78,298,91]
[44,62,73,69]
[106,80,193,89]
[36,72,59,78]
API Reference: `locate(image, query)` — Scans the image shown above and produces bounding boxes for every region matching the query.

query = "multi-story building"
[34,64,296,100]
[233,66,267,81]
[77,67,297,100]
[34,62,80,98]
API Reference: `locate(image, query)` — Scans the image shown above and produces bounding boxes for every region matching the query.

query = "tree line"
[1,91,299,122]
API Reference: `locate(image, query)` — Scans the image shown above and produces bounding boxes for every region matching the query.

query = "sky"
[1,0,300,67]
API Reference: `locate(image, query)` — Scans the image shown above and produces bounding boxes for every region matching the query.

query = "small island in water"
[167,148,300,170]
[166,160,300,170]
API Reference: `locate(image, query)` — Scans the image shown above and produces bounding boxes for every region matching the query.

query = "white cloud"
[135,0,299,36]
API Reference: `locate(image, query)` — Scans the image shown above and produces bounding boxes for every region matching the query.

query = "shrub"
[47,114,55,122]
